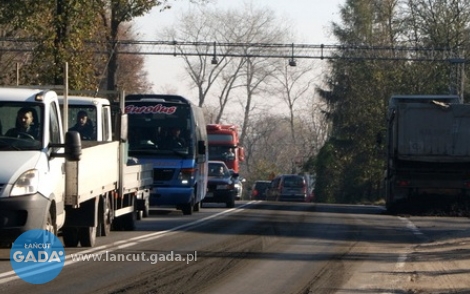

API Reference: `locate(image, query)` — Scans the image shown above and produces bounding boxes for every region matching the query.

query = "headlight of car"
[10,169,39,196]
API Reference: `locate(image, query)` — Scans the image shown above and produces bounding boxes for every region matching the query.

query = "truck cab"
[0,88,80,246]
[58,96,113,142]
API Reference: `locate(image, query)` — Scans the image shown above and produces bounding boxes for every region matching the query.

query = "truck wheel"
[43,210,58,245]
[62,228,79,247]
[182,203,193,215]
[143,198,150,218]
[79,226,97,247]
[45,210,57,236]
[122,212,136,231]
[98,196,112,237]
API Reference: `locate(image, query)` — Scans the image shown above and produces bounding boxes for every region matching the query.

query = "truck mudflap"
[0,193,50,246]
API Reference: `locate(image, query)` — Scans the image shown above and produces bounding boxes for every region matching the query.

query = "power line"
[0,38,466,62]
[1,38,465,96]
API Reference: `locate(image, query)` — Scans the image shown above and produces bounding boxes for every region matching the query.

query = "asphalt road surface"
[1,201,470,293]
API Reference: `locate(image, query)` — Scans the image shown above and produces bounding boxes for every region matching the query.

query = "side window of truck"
[49,102,61,144]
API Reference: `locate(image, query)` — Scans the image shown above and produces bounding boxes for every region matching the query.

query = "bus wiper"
[172,148,189,157]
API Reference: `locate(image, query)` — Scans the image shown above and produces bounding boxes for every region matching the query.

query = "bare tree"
[270,60,316,144]
[157,2,292,142]
[157,6,232,107]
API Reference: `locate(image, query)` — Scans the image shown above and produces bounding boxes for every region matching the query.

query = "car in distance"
[203,161,239,208]
[250,180,271,200]
[266,174,307,202]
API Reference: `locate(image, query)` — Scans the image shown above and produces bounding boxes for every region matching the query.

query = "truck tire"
[98,196,112,237]
[122,212,136,231]
[43,210,58,245]
[79,226,97,247]
[136,199,149,220]
[45,209,58,237]
[62,228,79,247]
[143,198,150,218]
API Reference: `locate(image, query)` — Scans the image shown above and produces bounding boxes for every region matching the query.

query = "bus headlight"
[178,168,195,185]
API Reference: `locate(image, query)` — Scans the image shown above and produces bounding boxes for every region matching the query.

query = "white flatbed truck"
[0,88,152,247]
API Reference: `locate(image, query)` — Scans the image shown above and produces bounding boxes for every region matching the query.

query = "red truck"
[206,124,245,173]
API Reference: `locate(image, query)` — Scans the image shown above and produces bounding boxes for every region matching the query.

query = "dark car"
[203,161,239,208]
[250,180,271,200]
[266,174,307,202]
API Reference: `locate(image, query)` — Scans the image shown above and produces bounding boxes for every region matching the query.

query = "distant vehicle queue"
[250,174,315,203]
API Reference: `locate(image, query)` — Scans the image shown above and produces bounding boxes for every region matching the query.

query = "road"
[1,201,470,293]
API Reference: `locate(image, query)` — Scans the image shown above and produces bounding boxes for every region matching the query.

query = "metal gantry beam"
[0,38,466,62]
[111,40,465,62]
[0,38,466,97]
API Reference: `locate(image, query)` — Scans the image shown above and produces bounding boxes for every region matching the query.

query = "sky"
[132,0,345,95]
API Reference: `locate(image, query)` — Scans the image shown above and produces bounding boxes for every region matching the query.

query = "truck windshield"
[0,102,43,150]
[125,102,194,156]
[208,145,236,161]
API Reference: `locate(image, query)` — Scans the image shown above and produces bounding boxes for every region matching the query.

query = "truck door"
[47,101,66,228]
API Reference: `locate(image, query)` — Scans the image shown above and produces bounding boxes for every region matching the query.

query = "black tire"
[43,210,58,245]
[79,226,97,247]
[143,198,150,217]
[121,212,136,231]
[62,227,79,247]
[45,209,57,236]
[98,196,112,237]
[182,203,193,215]
[226,197,235,208]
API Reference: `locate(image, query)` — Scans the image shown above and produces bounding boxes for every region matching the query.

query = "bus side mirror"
[198,140,206,155]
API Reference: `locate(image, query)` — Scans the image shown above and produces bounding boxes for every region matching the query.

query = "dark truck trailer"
[385,95,470,212]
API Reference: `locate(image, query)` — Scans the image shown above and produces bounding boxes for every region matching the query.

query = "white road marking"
[0,201,258,284]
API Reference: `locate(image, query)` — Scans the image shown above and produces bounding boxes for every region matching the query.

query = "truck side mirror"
[65,131,82,161]
[120,114,128,142]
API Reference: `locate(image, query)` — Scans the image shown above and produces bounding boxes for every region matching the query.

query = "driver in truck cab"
[5,107,39,139]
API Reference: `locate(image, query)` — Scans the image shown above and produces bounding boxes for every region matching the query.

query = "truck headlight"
[10,169,39,196]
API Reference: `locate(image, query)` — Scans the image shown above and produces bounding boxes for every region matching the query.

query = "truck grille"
[153,168,175,181]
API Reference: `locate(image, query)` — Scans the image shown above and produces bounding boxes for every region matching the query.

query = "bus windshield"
[125,102,194,156]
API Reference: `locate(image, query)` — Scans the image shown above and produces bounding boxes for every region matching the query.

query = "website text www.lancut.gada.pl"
[70,251,198,265]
